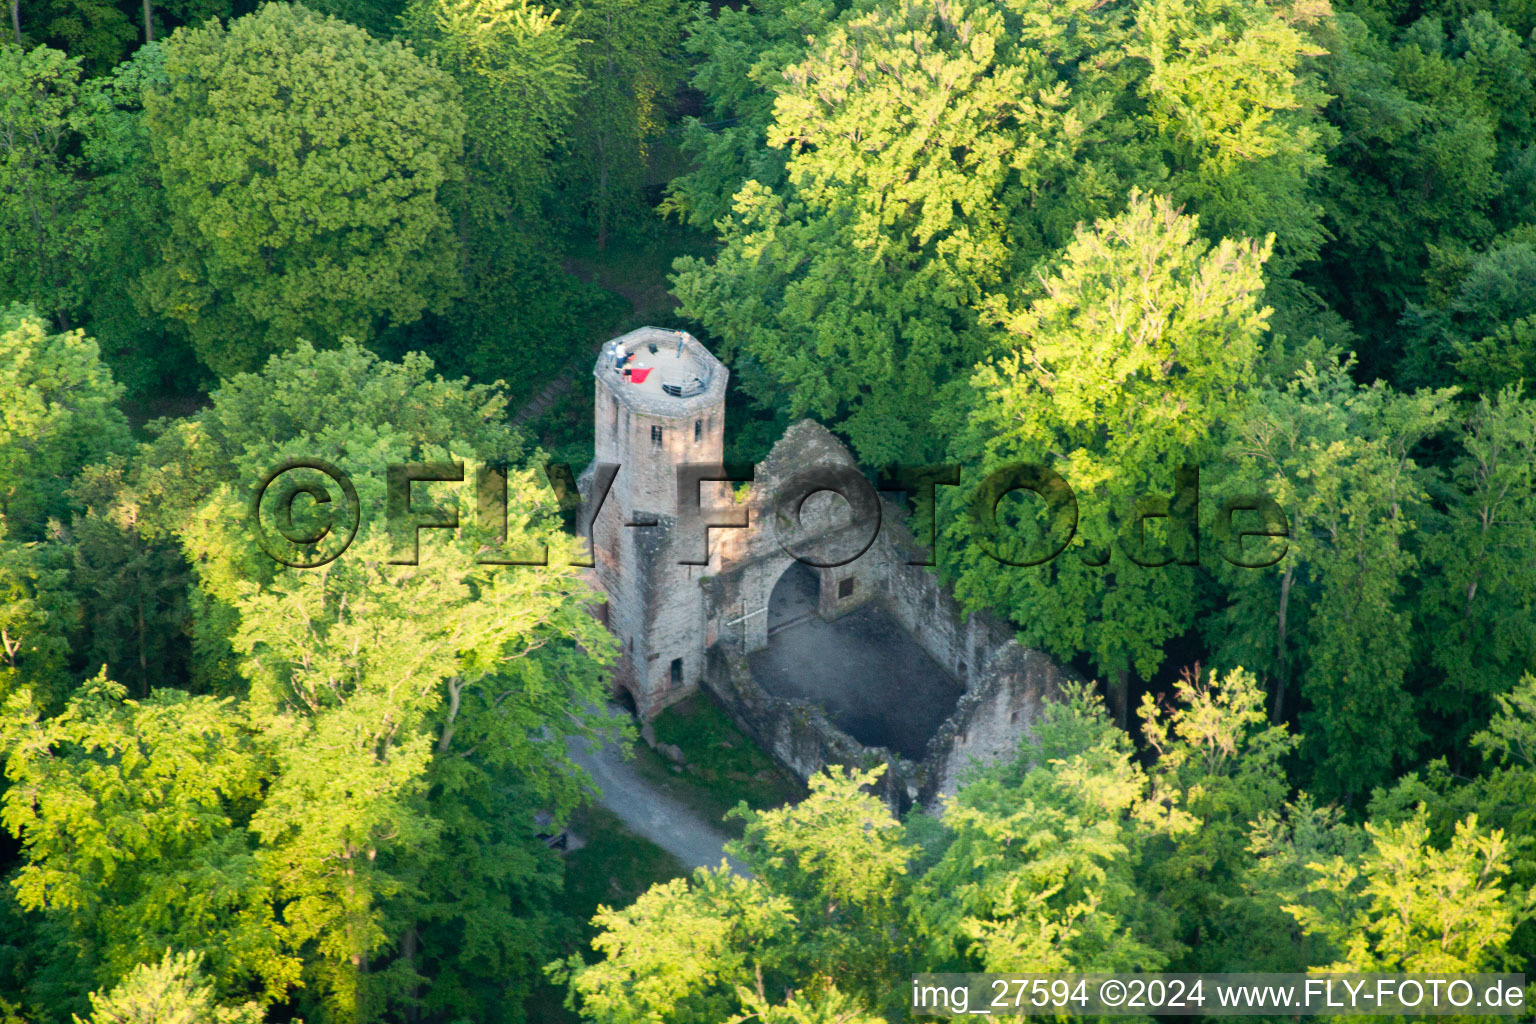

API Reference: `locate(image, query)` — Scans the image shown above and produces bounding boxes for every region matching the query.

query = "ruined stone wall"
[847,497,1078,800]
[703,647,918,811]
[921,646,1066,801]
[705,421,902,652]
[880,560,1077,799]
[693,419,1074,808]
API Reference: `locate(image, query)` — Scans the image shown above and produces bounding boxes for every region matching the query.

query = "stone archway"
[768,560,819,636]
[612,683,639,718]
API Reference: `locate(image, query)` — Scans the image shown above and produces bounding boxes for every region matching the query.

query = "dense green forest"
[3,0,1536,1018]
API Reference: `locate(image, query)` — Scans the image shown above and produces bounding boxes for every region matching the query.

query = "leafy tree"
[4,338,624,1022]
[558,869,797,1024]
[1414,389,1536,757]
[661,0,877,231]
[1206,359,1453,798]
[1136,669,1300,968]
[557,767,901,1023]
[0,522,77,708]
[726,986,887,1024]
[1287,807,1529,975]
[404,0,579,225]
[0,305,128,539]
[139,4,465,375]
[1461,676,1536,966]
[1307,12,1536,377]
[129,342,618,1021]
[70,41,205,399]
[1463,677,1536,847]
[674,0,1061,465]
[77,950,262,1024]
[1122,0,1336,278]
[1370,675,1536,969]
[1232,794,1367,972]
[63,460,191,700]
[402,0,601,391]
[0,47,98,327]
[11,0,136,73]
[1400,239,1536,393]
[675,0,1335,465]
[912,684,1171,974]
[0,853,95,1020]
[405,743,577,1022]
[298,0,402,37]
[0,42,189,401]
[0,675,296,1002]
[138,0,233,46]
[562,0,687,248]
[728,765,911,1007]
[940,193,1271,721]
[235,521,614,1021]
[131,341,525,687]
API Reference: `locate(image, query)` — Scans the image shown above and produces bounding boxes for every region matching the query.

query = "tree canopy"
[5,0,1536,1018]
[138,4,465,375]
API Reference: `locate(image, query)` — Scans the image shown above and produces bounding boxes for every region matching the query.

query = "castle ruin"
[580,327,1068,808]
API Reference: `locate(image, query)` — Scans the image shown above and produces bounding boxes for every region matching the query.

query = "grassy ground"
[561,803,687,921]
[524,803,688,1023]
[630,692,804,835]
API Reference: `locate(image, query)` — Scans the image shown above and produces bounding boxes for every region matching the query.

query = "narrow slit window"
[669,657,683,686]
[651,425,663,449]
[694,419,702,443]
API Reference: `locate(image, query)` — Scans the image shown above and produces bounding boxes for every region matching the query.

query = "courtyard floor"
[748,602,963,760]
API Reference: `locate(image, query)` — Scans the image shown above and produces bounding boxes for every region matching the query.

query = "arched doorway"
[767,560,819,636]
[612,684,638,718]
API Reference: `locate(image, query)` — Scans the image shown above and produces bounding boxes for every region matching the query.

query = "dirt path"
[508,303,615,427]
[567,721,747,876]
[511,367,580,426]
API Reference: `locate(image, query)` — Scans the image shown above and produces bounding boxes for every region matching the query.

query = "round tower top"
[593,327,728,418]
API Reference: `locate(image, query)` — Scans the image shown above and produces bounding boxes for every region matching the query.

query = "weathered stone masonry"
[580,327,1070,809]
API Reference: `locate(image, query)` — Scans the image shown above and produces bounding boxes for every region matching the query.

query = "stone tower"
[585,327,729,718]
